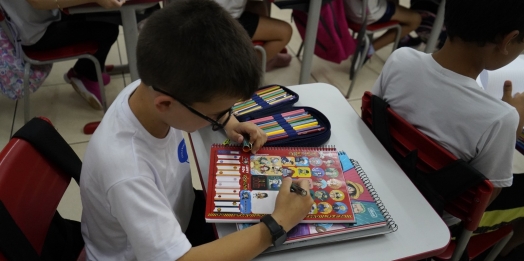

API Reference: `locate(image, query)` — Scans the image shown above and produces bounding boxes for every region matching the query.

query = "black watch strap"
[261,215,287,247]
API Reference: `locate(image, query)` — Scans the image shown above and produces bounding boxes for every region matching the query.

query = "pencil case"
[240,106,331,147]
[233,84,299,122]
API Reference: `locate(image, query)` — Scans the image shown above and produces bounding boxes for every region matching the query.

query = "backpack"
[0,16,52,100]
[291,0,357,64]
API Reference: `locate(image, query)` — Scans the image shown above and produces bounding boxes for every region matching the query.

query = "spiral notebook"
[205,145,356,223]
[237,158,397,253]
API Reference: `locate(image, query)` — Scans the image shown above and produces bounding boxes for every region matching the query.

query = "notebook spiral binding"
[351,159,398,232]
[211,144,337,151]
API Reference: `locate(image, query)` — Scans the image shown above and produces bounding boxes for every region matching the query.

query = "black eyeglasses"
[151,86,232,131]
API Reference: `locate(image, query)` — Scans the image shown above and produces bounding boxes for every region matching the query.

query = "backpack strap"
[12,117,81,185]
[0,201,40,261]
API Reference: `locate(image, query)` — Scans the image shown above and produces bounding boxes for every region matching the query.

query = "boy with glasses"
[79,1,313,260]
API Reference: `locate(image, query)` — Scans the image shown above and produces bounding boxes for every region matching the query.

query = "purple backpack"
[293,0,356,64]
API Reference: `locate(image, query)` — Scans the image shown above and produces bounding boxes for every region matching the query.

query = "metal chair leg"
[347,35,370,98]
[484,230,513,261]
[451,229,473,261]
[23,62,31,123]
[391,24,402,51]
[296,42,304,58]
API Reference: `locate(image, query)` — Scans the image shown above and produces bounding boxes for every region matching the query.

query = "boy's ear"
[499,30,520,55]
[153,95,175,112]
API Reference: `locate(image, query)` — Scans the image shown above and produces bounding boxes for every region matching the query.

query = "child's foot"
[64,69,110,110]
[266,53,292,72]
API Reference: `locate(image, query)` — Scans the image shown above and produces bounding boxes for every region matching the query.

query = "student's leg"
[25,14,119,81]
[185,189,216,246]
[474,174,524,256]
[251,16,292,62]
[244,0,268,17]
[372,4,421,51]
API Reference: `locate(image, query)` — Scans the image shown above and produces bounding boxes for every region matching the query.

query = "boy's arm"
[178,178,313,261]
[502,80,524,138]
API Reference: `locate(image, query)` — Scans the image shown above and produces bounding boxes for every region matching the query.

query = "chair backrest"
[361,91,492,231]
[0,121,71,259]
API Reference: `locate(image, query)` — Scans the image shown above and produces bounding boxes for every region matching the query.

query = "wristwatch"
[260,215,287,247]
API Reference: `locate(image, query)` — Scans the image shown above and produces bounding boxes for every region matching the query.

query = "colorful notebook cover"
[237,157,397,245]
[205,145,355,223]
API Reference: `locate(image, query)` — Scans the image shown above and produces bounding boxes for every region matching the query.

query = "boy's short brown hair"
[137,0,261,104]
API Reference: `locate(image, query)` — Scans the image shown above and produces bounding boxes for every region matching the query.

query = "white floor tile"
[11,76,128,144]
[263,54,315,86]
[349,98,363,117]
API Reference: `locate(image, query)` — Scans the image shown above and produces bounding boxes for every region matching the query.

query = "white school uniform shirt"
[213,0,247,18]
[0,0,60,45]
[80,80,194,261]
[372,48,518,225]
[343,0,388,25]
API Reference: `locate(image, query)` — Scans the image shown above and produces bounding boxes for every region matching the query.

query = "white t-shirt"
[213,0,247,19]
[0,0,60,45]
[372,48,518,225]
[343,0,388,25]
[372,48,519,224]
[80,80,195,261]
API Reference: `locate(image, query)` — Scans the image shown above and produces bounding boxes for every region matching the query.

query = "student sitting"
[214,0,293,71]
[372,0,524,257]
[79,1,313,260]
[344,0,421,60]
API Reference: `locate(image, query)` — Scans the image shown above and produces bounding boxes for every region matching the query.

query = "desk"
[188,83,449,261]
[67,0,160,81]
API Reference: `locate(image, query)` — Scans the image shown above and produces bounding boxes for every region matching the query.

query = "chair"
[0,6,108,124]
[0,117,84,261]
[345,0,401,98]
[361,91,514,261]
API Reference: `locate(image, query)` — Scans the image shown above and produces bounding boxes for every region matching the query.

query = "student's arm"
[25,0,123,10]
[502,80,524,138]
[178,178,313,261]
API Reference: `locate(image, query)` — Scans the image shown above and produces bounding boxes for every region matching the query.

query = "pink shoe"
[266,53,292,72]
[64,69,110,110]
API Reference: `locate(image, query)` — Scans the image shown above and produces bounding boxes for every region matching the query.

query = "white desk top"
[188,83,449,261]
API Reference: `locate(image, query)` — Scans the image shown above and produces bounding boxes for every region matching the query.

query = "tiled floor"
[3,2,524,233]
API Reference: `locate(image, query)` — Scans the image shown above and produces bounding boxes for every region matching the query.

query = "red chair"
[0,6,108,123]
[0,117,84,261]
[346,0,401,98]
[361,91,513,261]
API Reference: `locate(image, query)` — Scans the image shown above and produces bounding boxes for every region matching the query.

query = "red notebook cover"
[205,145,355,223]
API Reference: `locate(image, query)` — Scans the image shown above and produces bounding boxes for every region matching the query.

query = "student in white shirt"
[80,1,313,260]
[372,0,524,257]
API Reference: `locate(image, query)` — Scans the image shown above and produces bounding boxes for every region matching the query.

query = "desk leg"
[299,0,322,84]
[121,7,140,81]
[424,0,446,53]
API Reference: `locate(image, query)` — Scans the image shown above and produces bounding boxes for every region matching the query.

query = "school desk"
[187,83,450,261]
[66,0,161,81]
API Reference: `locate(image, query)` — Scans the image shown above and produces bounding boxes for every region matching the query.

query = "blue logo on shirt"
[178,139,189,163]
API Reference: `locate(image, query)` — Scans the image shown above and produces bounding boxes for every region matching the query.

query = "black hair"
[445,0,524,45]
[137,0,261,104]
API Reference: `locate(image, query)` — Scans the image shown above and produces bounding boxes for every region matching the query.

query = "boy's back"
[372,47,517,189]
[81,81,194,260]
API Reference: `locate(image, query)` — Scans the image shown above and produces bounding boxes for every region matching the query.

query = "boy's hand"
[270,178,314,232]
[502,80,524,137]
[95,0,125,8]
[224,121,267,153]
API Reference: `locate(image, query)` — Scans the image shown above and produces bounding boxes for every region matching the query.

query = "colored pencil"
[267,127,325,142]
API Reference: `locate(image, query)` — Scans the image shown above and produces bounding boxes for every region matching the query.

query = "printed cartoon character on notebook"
[323,158,335,167]
[309,157,323,167]
[295,156,309,167]
[268,176,283,190]
[327,179,343,189]
[251,176,268,190]
[281,167,296,177]
[311,167,325,177]
[290,167,312,178]
[325,168,339,178]
[280,156,295,166]
[314,223,333,233]
[333,202,348,214]
[329,190,345,201]
[310,203,318,214]
[250,190,279,214]
[346,180,364,199]
[318,202,333,214]
[352,202,366,214]
[314,190,329,201]
[250,156,282,175]
[253,192,269,199]
[313,178,328,189]
[239,190,252,214]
